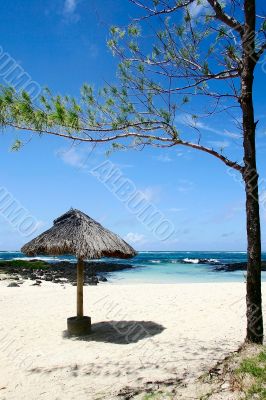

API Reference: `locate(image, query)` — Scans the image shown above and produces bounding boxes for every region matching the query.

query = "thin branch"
[177,139,244,172]
[5,121,244,173]
[6,122,172,143]
[206,0,244,35]
[136,69,239,94]
[129,0,195,20]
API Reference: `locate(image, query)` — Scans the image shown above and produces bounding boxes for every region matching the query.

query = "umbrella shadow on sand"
[62,320,165,344]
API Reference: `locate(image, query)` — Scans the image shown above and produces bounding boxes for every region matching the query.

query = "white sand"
[0,281,265,400]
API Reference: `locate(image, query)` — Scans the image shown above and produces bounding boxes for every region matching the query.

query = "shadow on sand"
[62,320,165,344]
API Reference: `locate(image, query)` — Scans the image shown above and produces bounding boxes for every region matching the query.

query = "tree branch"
[6,122,172,143]
[206,0,244,35]
[129,0,196,20]
[5,122,244,173]
[177,139,244,172]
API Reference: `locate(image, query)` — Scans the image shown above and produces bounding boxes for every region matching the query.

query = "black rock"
[98,276,108,282]
[53,278,63,283]
[213,262,266,272]
[10,275,20,280]
[1,258,136,286]
[87,276,99,285]
[9,268,17,273]
[7,282,19,287]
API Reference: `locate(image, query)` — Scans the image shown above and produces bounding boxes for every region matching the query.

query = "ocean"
[1,251,266,284]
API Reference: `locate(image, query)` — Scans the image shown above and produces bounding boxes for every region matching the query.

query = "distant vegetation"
[0,259,49,270]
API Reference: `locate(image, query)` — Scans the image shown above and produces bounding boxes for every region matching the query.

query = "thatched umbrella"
[21,209,136,335]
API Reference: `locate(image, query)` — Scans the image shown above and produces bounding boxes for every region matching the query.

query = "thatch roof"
[21,209,137,260]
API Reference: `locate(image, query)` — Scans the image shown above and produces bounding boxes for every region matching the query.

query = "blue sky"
[1,0,266,251]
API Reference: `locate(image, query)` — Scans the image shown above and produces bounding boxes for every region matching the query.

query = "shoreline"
[1,258,266,288]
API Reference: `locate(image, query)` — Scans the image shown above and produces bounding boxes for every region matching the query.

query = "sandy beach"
[0,280,265,400]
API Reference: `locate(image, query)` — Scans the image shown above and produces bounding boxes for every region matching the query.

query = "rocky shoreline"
[1,258,266,288]
[0,259,134,287]
[212,261,266,272]
[182,258,266,271]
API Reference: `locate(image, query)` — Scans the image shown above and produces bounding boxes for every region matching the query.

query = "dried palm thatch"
[22,209,137,260]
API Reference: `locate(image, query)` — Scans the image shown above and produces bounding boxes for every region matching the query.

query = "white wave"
[223,251,246,254]
[183,258,199,264]
[140,251,177,254]
[150,260,161,263]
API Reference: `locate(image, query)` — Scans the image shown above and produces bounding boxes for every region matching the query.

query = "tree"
[0,0,265,343]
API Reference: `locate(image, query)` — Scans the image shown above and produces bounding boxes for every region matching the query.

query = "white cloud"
[221,232,234,238]
[113,162,134,169]
[124,232,145,243]
[207,140,230,148]
[224,130,241,139]
[88,43,99,59]
[64,0,78,14]
[176,115,241,139]
[141,186,161,202]
[189,0,207,18]
[223,205,245,220]
[177,179,194,193]
[56,146,135,175]
[168,207,185,213]
[56,147,85,168]
[209,202,245,224]
[154,154,173,163]
[62,0,81,22]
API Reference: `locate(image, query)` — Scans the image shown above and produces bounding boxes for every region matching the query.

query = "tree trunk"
[77,258,84,317]
[242,0,263,344]
[244,177,263,343]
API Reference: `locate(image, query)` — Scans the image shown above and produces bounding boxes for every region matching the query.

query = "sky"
[0,0,266,251]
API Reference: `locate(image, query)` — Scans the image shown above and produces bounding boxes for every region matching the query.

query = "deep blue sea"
[1,251,266,284]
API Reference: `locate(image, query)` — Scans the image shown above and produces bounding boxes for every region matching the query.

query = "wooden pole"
[77,258,84,317]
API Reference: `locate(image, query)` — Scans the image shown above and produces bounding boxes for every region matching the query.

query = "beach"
[1,0,266,397]
[0,280,265,399]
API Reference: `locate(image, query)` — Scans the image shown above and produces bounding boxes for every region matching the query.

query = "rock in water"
[87,276,99,285]
[98,276,108,282]
[31,283,40,286]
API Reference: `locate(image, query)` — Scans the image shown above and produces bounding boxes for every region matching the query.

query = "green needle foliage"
[1,0,264,157]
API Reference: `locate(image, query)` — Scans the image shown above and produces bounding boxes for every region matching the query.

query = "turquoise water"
[1,251,266,284]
